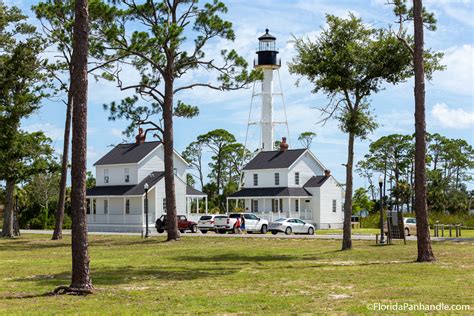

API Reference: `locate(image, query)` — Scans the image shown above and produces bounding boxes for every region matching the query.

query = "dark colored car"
[155,215,198,234]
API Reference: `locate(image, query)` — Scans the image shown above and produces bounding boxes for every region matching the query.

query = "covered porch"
[227,187,313,222]
[185,186,208,221]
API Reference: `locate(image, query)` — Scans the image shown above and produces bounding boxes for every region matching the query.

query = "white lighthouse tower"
[248,29,288,152]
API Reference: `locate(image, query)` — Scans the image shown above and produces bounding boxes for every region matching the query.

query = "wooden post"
[449,224,452,237]
[441,224,444,237]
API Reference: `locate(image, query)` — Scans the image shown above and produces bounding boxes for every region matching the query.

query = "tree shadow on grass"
[10,265,239,290]
[174,253,298,263]
[0,239,70,252]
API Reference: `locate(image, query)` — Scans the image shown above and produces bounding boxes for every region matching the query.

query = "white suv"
[214,213,269,234]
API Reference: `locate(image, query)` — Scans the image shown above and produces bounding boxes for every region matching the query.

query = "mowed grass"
[0,235,473,314]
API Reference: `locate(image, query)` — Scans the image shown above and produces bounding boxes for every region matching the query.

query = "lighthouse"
[255,29,281,152]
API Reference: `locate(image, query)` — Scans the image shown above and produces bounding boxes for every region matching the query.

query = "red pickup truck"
[155,215,198,233]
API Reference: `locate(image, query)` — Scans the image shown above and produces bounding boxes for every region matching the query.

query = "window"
[253,174,258,186]
[332,200,337,212]
[125,199,130,214]
[173,168,178,175]
[86,199,91,214]
[295,172,300,185]
[104,200,108,214]
[92,199,97,215]
[252,199,258,212]
[104,169,109,183]
[274,173,280,185]
[244,213,258,220]
[295,199,299,212]
[163,198,167,213]
[272,199,278,213]
[124,168,129,183]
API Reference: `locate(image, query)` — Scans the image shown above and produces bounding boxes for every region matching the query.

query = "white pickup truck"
[214,213,269,234]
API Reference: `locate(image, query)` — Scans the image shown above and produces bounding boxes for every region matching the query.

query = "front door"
[294,219,306,233]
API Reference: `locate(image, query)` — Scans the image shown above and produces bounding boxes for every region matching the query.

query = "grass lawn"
[0,235,473,314]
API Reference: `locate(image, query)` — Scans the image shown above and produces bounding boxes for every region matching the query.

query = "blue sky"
[13,0,474,190]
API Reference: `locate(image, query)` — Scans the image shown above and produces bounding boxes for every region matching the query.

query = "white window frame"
[295,172,300,185]
[253,174,258,186]
[104,169,109,183]
[332,200,337,212]
[124,168,130,183]
[125,199,130,214]
[163,198,167,213]
[252,199,258,212]
[274,173,280,185]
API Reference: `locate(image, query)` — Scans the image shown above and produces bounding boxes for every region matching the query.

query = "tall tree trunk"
[164,77,180,241]
[1,179,17,237]
[413,0,435,262]
[342,132,355,250]
[52,90,73,240]
[69,0,93,290]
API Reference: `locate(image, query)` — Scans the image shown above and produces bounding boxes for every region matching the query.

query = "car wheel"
[247,231,253,234]
[190,224,198,233]
[308,227,315,235]
[260,224,268,234]
[271,231,278,235]
[218,229,226,234]
[179,230,185,234]
[200,230,208,234]
[405,228,410,236]
[157,229,164,234]
[285,227,292,235]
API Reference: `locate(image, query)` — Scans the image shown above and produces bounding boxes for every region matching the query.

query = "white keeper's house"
[226,29,345,229]
[227,138,344,229]
[86,136,208,232]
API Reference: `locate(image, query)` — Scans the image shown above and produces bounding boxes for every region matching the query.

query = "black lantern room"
[255,29,280,67]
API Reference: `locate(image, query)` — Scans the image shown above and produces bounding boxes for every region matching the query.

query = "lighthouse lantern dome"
[255,29,280,68]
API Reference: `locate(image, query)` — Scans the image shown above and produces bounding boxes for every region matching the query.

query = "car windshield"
[199,216,212,220]
[274,218,286,222]
[229,214,241,218]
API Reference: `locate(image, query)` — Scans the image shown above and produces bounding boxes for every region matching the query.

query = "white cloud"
[431,103,474,129]
[433,45,474,96]
[22,123,64,141]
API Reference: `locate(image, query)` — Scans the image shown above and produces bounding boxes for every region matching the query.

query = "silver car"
[269,218,315,235]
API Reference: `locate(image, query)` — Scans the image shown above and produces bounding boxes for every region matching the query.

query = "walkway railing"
[433,224,462,237]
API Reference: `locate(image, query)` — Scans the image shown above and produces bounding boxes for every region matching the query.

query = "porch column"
[197,197,200,213]
[278,199,281,219]
[107,197,110,224]
[205,196,208,214]
[123,197,126,224]
[226,198,229,213]
[288,197,291,218]
[263,198,266,214]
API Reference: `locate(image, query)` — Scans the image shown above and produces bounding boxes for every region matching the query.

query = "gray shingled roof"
[86,172,164,196]
[303,176,329,188]
[186,186,207,196]
[242,149,306,170]
[94,141,161,166]
[229,187,312,198]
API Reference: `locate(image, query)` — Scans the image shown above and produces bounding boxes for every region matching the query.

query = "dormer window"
[124,168,130,183]
[274,173,280,185]
[104,169,109,183]
[295,172,300,185]
[174,168,177,175]
[253,174,258,186]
